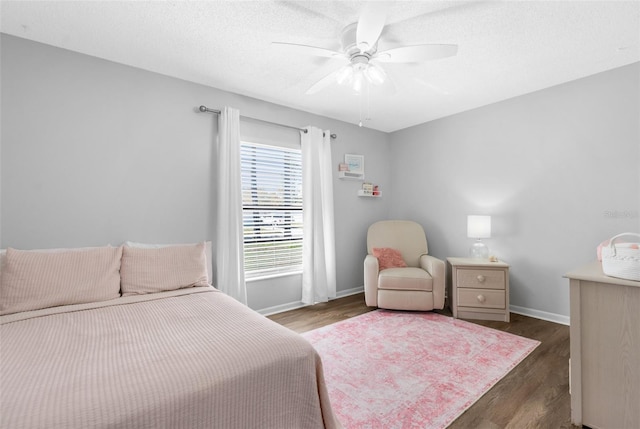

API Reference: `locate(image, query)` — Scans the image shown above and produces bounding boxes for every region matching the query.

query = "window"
[241,142,303,279]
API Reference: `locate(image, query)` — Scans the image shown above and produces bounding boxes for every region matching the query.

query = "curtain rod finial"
[199,105,208,112]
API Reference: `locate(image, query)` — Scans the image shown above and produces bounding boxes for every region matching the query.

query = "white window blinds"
[240,142,303,278]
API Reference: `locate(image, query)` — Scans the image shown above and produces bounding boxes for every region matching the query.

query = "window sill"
[245,270,303,282]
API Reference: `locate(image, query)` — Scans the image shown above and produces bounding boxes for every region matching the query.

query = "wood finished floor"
[268,293,579,429]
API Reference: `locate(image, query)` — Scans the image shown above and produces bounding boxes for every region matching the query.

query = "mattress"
[0,286,341,429]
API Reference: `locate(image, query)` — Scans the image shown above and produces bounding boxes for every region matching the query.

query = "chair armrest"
[364,254,380,307]
[420,254,445,310]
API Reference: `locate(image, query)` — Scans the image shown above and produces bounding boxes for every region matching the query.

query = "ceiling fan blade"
[356,4,386,52]
[272,42,343,59]
[375,44,458,63]
[305,69,341,95]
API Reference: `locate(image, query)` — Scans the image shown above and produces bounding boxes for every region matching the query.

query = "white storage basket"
[601,232,640,281]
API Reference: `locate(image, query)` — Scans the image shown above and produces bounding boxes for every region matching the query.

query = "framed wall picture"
[344,154,364,174]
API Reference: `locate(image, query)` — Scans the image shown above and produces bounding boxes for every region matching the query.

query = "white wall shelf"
[338,171,364,181]
[357,190,381,198]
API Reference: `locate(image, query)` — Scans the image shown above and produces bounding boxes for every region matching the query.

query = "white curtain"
[215,106,247,305]
[301,127,336,304]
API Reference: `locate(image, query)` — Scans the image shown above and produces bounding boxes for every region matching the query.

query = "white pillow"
[125,241,213,285]
[120,243,209,296]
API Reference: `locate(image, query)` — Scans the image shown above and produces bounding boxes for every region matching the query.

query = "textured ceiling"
[1,1,639,132]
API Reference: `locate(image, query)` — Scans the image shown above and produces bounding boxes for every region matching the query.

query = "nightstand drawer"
[457,269,505,290]
[457,288,505,309]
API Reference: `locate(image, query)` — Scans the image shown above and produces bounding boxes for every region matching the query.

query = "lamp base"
[469,240,489,259]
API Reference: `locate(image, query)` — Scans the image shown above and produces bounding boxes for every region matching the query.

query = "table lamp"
[467,215,491,258]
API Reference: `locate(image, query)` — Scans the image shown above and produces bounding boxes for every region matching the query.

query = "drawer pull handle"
[477,275,486,283]
[477,294,486,303]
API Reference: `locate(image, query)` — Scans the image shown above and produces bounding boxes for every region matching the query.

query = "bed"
[0,243,341,429]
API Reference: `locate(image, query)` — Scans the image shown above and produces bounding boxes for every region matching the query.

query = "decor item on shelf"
[373,185,379,196]
[344,154,364,174]
[362,182,373,195]
[338,162,349,172]
[357,189,380,197]
[601,232,640,281]
[468,215,491,258]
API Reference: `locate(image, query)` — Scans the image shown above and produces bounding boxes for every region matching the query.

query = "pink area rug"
[303,310,540,429]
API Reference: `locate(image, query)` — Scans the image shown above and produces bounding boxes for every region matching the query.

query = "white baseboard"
[257,290,569,327]
[510,305,569,326]
[256,301,307,317]
[336,286,364,298]
[256,286,365,317]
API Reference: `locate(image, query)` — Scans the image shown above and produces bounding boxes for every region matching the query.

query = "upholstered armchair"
[364,220,445,311]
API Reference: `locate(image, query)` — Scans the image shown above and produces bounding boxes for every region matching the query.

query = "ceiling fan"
[273,5,458,95]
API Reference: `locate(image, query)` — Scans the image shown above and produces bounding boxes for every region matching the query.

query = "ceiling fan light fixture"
[336,65,354,85]
[276,7,459,127]
[364,64,386,85]
[352,70,364,93]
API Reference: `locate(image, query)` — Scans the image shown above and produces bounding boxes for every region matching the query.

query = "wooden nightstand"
[447,257,510,322]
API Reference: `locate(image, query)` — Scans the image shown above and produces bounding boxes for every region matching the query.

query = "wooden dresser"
[565,262,640,428]
[447,257,510,322]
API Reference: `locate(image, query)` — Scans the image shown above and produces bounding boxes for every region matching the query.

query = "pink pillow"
[372,247,407,271]
[120,242,208,296]
[0,246,122,315]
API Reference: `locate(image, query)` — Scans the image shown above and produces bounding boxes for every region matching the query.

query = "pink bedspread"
[0,287,341,429]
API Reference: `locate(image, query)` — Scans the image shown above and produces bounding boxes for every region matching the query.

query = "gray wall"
[389,63,640,321]
[3,34,638,319]
[0,34,391,311]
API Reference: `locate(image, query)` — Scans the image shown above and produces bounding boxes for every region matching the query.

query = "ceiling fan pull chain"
[358,92,363,127]
[366,81,372,121]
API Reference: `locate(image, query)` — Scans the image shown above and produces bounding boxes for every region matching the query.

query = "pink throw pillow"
[372,247,407,271]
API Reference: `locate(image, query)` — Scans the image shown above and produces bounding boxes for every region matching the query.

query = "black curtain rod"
[198,105,337,139]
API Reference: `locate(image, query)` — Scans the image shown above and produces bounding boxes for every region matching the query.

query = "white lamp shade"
[467,215,491,239]
[336,65,353,85]
[364,64,386,85]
